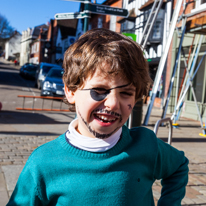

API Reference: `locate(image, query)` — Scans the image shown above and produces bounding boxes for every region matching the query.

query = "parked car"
[35,62,61,89]
[41,67,64,96]
[19,63,38,79]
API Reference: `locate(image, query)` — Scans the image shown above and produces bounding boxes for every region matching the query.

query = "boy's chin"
[89,126,121,139]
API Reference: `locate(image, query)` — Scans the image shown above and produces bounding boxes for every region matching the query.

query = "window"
[64,40,68,52]
[144,8,164,43]
[97,17,103,28]
[192,0,206,12]
[121,19,135,33]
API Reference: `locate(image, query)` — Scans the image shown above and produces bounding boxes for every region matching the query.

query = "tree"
[0,13,14,39]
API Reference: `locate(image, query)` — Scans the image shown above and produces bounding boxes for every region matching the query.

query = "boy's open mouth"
[94,114,117,123]
[92,109,122,124]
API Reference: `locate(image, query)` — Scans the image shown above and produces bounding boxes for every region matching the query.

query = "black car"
[19,63,38,80]
[41,67,64,96]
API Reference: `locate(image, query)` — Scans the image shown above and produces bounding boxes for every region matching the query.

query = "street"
[0,58,76,204]
[0,57,206,205]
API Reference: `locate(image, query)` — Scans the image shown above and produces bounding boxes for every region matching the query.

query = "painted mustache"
[92,109,122,122]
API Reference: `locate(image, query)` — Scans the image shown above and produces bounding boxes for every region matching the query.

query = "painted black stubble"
[77,108,122,139]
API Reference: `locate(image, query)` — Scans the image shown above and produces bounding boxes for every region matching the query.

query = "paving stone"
[0,173,7,192]
[0,191,9,206]
[2,165,24,191]
[191,197,205,204]
[197,195,206,202]
[182,197,195,204]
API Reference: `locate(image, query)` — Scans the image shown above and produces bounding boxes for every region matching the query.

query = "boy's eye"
[120,92,133,96]
[92,88,109,95]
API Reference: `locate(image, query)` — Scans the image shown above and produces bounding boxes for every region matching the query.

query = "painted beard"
[77,108,122,139]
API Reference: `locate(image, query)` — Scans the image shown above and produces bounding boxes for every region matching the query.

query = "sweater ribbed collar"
[58,125,132,159]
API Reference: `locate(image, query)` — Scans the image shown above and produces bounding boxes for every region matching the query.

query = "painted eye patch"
[81,83,131,101]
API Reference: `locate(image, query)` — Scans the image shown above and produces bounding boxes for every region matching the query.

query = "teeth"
[95,114,116,122]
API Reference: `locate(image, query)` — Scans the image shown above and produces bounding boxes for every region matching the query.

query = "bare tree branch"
[0,13,15,39]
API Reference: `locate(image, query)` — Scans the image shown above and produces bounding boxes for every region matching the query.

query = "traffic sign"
[55,2,129,20]
[55,11,90,20]
[84,3,129,17]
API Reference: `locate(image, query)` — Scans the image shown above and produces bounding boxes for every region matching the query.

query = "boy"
[7,28,188,206]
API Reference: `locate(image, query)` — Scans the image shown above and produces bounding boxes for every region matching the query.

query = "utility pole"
[83,1,91,32]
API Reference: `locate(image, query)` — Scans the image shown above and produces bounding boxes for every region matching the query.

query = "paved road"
[0,58,206,205]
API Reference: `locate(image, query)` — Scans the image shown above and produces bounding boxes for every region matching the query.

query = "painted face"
[66,68,137,139]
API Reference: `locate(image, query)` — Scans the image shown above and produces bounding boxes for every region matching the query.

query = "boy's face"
[65,67,137,139]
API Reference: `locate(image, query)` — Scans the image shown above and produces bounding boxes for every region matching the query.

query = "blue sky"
[1,0,103,34]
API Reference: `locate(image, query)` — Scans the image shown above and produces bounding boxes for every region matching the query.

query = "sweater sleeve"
[6,162,43,206]
[153,139,189,206]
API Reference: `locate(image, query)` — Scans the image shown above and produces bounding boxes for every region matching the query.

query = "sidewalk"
[0,106,206,205]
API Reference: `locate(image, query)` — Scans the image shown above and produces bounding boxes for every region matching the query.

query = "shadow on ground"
[0,111,71,124]
[0,131,60,136]
[160,137,206,142]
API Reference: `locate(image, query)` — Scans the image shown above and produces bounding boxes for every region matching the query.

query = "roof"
[32,24,49,37]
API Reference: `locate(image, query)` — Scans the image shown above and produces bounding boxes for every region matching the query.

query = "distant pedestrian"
[14,59,18,66]
[7,28,189,206]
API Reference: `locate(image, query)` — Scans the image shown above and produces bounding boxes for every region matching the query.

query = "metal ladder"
[143,0,184,126]
[161,19,187,121]
[140,0,164,49]
[128,0,164,129]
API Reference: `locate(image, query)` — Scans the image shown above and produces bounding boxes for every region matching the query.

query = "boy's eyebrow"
[82,83,131,91]
[123,87,136,92]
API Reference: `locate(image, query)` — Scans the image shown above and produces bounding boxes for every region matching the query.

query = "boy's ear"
[64,85,75,104]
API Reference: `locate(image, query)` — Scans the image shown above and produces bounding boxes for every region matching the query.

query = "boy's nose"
[104,92,120,111]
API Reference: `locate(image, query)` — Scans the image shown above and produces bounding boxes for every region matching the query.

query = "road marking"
[22,88,30,91]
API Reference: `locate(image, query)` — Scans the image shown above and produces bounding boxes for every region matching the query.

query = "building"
[46,19,77,64]
[89,0,123,32]
[29,28,48,64]
[5,31,22,61]
[75,0,123,38]
[20,24,48,66]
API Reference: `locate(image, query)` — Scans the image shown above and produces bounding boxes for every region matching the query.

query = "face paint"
[128,104,132,110]
[77,108,121,139]
[81,83,131,101]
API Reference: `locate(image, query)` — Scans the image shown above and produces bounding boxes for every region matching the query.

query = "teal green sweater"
[7,126,188,206]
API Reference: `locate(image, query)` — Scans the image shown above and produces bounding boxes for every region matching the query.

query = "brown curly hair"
[63,28,152,111]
